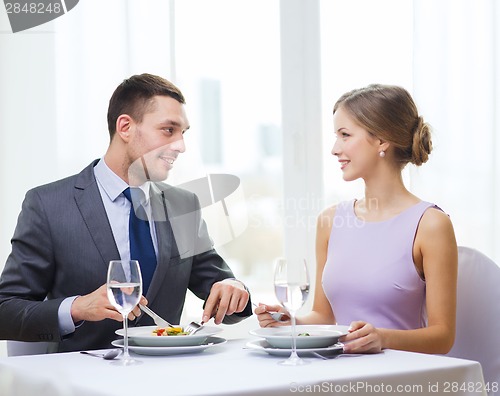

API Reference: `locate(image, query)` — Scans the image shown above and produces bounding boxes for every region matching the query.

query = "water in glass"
[273,257,310,366]
[107,260,143,366]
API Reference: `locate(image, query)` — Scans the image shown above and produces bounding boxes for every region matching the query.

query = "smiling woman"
[255,84,458,356]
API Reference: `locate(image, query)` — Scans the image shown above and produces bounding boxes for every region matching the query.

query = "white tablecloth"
[0,338,487,396]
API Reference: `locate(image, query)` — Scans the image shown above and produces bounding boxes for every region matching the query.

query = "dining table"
[0,333,488,396]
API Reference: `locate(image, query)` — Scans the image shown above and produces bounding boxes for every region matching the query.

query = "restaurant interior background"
[0,0,499,357]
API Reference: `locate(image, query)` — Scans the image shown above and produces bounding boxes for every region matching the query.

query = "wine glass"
[107,260,143,366]
[273,257,310,366]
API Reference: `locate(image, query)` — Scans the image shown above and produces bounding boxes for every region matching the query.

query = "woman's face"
[331,106,382,182]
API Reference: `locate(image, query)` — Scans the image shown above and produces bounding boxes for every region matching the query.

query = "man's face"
[127,95,190,184]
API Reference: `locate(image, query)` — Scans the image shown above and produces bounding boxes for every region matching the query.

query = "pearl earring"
[379,151,386,158]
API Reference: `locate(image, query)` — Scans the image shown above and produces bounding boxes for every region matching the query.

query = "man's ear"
[116,114,133,142]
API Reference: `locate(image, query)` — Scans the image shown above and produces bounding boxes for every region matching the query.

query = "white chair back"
[447,246,500,396]
[7,341,52,357]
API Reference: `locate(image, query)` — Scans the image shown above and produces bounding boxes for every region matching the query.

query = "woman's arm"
[255,206,338,327]
[296,206,337,325]
[387,207,457,353]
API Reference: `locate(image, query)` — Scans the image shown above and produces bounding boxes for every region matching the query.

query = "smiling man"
[0,73,252,353]
[106,76,189,185]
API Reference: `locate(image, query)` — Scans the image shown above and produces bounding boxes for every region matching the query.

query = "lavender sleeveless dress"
[322,199,437,330]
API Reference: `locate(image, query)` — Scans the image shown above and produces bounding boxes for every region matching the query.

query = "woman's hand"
[254,303,290,328]
[341,321,384,353]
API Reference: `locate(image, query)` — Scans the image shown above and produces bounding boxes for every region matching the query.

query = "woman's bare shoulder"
[419,206,455,234]
[318,204,337,223]
[316,204,338,236]
[416,206,457,258]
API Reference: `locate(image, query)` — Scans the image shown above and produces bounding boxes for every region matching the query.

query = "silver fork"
[139,304,174,328]
[184,321,204,335]
[310,351,343,360]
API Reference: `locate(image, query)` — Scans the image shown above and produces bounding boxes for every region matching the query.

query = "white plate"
[111,336,227,356]
[245,339,343,357]
[116,325,223,347]
[249,325,349,349]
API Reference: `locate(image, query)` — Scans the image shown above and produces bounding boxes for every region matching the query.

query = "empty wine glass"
[107,260,142,366]
[273,257,310,366]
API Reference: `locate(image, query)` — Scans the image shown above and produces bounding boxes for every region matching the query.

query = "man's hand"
[202,279,249,325]
[71,284,147,323]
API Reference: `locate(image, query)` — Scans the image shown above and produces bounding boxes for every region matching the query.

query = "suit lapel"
[74,161,120,268]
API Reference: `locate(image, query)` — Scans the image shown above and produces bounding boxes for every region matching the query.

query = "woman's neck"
[357,172,419,220]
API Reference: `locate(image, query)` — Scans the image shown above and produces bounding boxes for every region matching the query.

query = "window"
[173,0,283,303]
[320,0,414,204]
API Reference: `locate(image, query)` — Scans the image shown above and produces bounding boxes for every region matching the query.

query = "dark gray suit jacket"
[0,160,251,352]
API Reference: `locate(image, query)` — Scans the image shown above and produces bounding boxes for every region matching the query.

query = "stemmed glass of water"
[107,260,142,366]
[273,257,310,366]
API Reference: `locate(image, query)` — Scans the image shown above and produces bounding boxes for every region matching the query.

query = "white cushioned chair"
[446,246,500,396]
[7,340,53,356]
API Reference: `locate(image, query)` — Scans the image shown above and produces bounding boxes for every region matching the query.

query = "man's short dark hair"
[107,73,186,139]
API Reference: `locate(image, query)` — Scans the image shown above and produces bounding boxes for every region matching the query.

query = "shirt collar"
[94,158,152,203]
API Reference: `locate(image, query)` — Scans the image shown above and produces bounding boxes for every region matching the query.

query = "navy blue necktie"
[123,187,156,294]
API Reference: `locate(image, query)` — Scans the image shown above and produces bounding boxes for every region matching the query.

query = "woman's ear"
[116,114,133,142]
[379,139,390,153]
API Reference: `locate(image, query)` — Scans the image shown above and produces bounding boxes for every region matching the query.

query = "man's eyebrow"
[158,119,181,126]
[158,119,190,129]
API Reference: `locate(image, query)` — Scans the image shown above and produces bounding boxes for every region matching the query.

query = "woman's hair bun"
[411,116,432,166]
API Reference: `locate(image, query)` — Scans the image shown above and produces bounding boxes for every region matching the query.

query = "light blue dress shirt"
[58,158,158,336]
